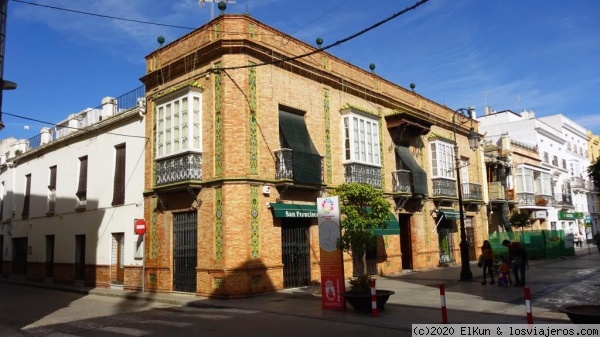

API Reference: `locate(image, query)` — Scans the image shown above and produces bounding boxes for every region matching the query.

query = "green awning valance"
[395,146,428,195]
[373,212,400,235]
[270,203,318,218]
[279,110,321,185]
[439,210,464,220]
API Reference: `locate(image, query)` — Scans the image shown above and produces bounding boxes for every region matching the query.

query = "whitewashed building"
[538,114,592,239]
[478,109,589,235]
[0,87,147,289]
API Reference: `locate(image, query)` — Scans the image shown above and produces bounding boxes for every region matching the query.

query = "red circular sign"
[134,219,146,235]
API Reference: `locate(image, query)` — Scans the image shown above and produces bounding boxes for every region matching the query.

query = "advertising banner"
[317,196,345,310]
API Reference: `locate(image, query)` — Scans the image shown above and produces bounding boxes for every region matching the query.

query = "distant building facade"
[479,109,591,235]
[0,88,147,288]
[140,14,488,297]
[587,131,600,234]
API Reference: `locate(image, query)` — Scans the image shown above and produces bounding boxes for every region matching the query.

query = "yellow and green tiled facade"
[139,15,488,297]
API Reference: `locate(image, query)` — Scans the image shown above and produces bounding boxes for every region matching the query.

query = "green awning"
[395,146,428,195]
[270,203,318,218]
[279,110,322,185]
[373,212,400,235]
[439,210,464,220]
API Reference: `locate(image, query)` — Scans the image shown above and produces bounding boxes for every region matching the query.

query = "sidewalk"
[1,248,599,334]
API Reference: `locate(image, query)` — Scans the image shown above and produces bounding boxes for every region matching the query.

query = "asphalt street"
[0,247,598,336]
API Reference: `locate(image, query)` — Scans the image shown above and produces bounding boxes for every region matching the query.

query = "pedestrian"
[594,231,600,254]
[480,240,495,285]
[502,239,527,287]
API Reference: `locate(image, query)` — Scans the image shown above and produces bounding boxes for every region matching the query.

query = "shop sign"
[558,211,583,220]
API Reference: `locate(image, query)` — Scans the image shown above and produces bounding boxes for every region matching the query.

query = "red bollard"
[524,287,533,324]
[439,284,448,323]
[370,278,378,317]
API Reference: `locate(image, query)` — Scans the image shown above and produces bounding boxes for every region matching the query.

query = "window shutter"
[22,174,31,217]
[77,156,88,199]
[112,146,126,205]
[49,166,57,190]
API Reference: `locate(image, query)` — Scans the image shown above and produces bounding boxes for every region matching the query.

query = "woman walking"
[480,240,495,285]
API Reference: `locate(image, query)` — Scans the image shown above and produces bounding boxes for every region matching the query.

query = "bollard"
[370,278,378,317]
[524,287,533,324]
[439,283,448,323]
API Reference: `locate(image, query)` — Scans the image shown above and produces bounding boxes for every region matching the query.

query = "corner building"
[141,14,487,297]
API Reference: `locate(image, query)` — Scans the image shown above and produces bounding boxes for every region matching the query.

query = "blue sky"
[3,0,600,140]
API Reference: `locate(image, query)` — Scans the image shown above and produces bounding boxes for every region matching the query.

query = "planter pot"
[558,305,600,324]
[341,290,395,313]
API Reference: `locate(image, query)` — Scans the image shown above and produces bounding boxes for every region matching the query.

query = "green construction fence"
[488,230,575,260]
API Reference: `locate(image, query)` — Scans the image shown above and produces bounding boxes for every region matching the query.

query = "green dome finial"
[316,37,323,47]
[157,36,165,47]
[218,1,227,14]
[369,63,376,73]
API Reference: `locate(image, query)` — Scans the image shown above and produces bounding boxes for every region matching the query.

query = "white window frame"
[534,171,552,196]
[341,111,380,166]
[514,166,534,193]
[430,140,455,179]
[155,87,203,159]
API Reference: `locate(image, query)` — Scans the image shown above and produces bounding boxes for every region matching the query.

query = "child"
[497,257,512,286]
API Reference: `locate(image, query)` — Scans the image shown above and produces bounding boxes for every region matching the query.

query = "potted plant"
[333,182,395,313]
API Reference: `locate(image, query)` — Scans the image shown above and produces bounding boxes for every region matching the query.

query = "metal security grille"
[111,233,124,285]
[281,222,310,288]
[173,211,197,292]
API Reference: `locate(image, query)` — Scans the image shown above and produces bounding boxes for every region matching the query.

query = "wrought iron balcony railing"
[275,149,293,180]
[431,178,457,198]
[155,152,202,186]
[462,183,483,200]
[274,149,324,183]
[552,193,573,206]
[516,193,553,207]
[391,169,412,193]
[570,177,593,190]
[344,163,381,189]
[516,192,535,206]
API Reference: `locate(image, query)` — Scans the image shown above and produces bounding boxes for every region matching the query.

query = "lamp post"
[0,0,17,131]
[452,106,480,281]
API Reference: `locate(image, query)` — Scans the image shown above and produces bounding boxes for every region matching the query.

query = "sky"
[2,0,600,141]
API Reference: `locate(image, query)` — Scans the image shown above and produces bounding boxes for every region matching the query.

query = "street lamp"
[452,106,480,281]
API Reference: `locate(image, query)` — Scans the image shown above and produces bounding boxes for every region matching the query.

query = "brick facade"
[141,15,488,297]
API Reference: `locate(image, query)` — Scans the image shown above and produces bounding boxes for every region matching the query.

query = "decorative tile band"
[324,89,332,184]
[250,186,260,259]
[215,187,223,260]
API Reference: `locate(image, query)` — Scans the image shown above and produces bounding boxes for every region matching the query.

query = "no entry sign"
[134,219,146,235]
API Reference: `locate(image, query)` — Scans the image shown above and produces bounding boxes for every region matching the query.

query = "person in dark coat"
[502,239,527,287]
[480,240,495,285]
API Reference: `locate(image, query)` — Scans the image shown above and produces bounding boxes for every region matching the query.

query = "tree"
[588,157,600,189]
[333,182,391,293]
[509,212,530,230]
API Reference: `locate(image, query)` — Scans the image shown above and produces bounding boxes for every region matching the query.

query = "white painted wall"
[0,108,146,271]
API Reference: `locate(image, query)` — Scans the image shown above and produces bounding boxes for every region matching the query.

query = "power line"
[11,0,197,30]
[3,112,148,139]
[217,0,431,72]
